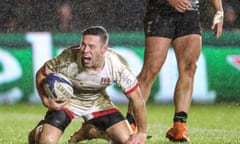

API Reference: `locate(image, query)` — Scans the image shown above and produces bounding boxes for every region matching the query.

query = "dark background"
[0,0,240,32]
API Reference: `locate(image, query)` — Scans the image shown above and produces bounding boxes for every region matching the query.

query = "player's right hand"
[47,98,70,110]
[167,0,192,13]
[126,132,147,144]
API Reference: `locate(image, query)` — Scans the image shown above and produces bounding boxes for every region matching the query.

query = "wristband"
[213,11,224,25]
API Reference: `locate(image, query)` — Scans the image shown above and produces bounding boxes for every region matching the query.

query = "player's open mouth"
[82,56,91,64]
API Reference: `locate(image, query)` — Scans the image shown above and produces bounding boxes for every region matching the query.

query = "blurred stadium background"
[1,0,240,32]
[0,0,240,104]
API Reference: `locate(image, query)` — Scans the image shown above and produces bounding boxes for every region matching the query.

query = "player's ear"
[102,44,108,53]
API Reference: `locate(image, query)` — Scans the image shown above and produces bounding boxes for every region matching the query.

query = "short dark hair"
[82,26,109,44]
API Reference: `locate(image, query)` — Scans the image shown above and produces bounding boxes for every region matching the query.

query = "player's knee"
[148,66,160,77]
[38,135,55,144]
[28,129,36,144]
[138,66,159,82]
[185,62,197,77]
[111,135,130,144]
[28,121,44,144]
[28,125,46,144]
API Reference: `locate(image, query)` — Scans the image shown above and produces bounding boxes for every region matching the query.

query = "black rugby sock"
[173,111,188,123]
[126,113,136,124]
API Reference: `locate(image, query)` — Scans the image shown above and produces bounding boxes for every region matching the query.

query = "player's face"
[79,35,107,71]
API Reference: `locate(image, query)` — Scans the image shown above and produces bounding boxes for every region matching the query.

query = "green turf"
[0,103,240,144]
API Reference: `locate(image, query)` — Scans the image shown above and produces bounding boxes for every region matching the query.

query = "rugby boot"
[166,121,190,142]
[68,122,110,143]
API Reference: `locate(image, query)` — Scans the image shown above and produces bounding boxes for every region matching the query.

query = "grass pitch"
[1,103,240,144]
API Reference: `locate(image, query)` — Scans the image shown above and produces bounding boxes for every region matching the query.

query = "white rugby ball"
[43,73,73,101]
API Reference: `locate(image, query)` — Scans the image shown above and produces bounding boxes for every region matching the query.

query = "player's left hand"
[211,11,224,39]
[126,132,147,144]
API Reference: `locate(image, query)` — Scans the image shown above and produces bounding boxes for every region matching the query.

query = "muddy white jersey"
[42,45,138,119]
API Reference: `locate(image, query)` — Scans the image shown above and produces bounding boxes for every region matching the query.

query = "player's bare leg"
[166,34,201,142]
[126,37,171,139]
[28,122,62,144]
[137,37,171,102]
[28,120,44,144]
[105,120,133,144]
[69,120,132,144]
[173,34,201,113]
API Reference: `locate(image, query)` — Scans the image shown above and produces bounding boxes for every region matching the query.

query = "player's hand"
[47,98,70,110]
[126,132,147,144]
[167,0,192,13]
[211,11,224,39]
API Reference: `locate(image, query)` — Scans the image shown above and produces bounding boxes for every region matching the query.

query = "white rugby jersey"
[42,45,138,119]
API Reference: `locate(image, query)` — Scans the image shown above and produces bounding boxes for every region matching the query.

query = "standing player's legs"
[166,9,201,142]
[138,7,175,103]
[127,37,171,131]
[127,7,174,133]
[173,34,201,113]
[166,34,201,142]
[137,37,171,102]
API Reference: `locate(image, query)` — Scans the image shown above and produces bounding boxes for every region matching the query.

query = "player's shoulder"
[106,48,127,63]
[105,48,129,68]
[107,48,119,56]
[62,45,79,54]
[58,45,79,59]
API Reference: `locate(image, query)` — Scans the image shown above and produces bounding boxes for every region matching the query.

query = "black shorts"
[144,10,201,39]
[43,109,72,132]
[43,109,125,132]
[87,112,125,131]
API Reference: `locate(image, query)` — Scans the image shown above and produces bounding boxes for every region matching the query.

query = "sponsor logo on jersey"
[101,77,111,85]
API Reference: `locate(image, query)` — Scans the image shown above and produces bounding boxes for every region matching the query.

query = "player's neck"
[85,59,105,72]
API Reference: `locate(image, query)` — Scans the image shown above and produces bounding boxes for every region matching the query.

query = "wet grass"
[0,103,240,144]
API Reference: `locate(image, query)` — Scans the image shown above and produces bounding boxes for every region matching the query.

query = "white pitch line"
[148,124,240,134]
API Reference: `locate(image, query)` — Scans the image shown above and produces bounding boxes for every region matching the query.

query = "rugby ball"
[43,73,73,102]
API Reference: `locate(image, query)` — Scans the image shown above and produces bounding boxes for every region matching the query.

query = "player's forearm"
[128,89,147,133]
[134,103,147,133]
[211,0,223,11]
[36,67,49,107]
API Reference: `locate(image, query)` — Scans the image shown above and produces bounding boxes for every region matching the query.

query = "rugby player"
[136,0,223,142]
[28,26,147,144]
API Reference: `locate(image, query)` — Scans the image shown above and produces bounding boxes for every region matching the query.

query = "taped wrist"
[213,11,224,25]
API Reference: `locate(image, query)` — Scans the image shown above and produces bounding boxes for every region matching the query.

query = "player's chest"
[70,71,112,90]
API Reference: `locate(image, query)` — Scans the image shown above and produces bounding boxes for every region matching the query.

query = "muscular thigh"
[106,120,132,143]
[172,10,202,66]
[143,37,171,72]
[173,34,202,69]
[40,123,63,140]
